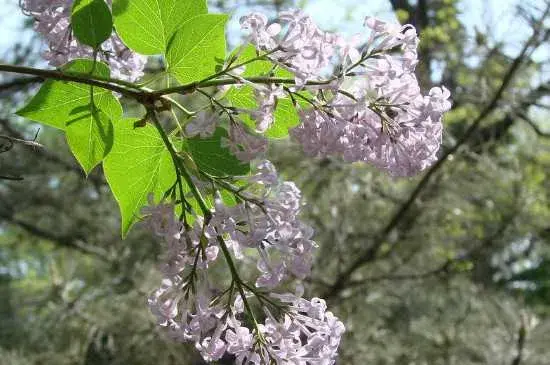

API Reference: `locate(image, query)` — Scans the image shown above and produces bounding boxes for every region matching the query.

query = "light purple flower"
[260,293,346,364]
[289,16,451,176]
[185,111,219,138]
[240,9,338,86]
[223,123,268,162]
[21,0,146,81]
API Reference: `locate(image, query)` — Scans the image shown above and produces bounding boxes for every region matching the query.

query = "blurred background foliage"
[1,0,550,364]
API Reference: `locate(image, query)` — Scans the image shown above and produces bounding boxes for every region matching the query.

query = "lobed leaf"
[17,61,117,130]
[17,60,122,174]
[65,105,114,174]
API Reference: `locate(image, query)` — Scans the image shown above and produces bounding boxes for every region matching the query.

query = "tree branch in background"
[0,76,41,93]
[388,0,413,17]
[345,211,516,292]
[0,210,112,261]
[0,174,23,181]
[322,4,550,299]
[519,114,550,138]
[511,316,527,365]
[0,129,42,180]
[346,260,453,287]
[469,80,550,149]
[0,118,105,184]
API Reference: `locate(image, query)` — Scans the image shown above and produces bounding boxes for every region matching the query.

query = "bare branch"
[0,63,142,98]
[0,134,43,150]
[519,114,550,137]
[0,118,104,184]
[511,316,527,365]
[0,175,24,181]
[0,131,42,180]
[346,260,453,287]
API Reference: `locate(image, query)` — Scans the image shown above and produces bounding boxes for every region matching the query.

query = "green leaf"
[66,88,122,173]
[17,60,119,130]
[112,0,208,55]
[166,14,228,84]
[103,119,176,236]
[221,189,238,206]
[186,128,250,177]
[71,0,113,48]
[232,45,273,76]
[65,105,114,174]
[266,98,302,138]
[17,60,122,174]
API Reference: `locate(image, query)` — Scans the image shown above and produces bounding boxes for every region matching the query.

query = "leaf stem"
[197,47,280,85]
[148,110,210,216]
[216,235,265,342]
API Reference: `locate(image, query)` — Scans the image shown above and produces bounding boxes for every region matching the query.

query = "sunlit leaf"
[166,14,228,84]
[103,119,176,236]
[112,0,207,55]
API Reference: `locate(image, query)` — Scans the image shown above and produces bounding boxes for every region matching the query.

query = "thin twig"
[511,316,527,365]
[519,113,550,137]
[0,175,24,181]
[0,134,43,149]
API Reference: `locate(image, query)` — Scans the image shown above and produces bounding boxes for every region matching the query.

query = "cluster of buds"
[20,0,146,81]
[144,161,345,364]
[236,11,452,176]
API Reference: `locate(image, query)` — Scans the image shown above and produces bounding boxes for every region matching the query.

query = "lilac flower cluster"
[239,11,452,176]
[291,79,450,176]
[240,10,338,87]
[249,84,285,133]
[20,0,146,81]
[145,161,344,364]
[212,160,316,287]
